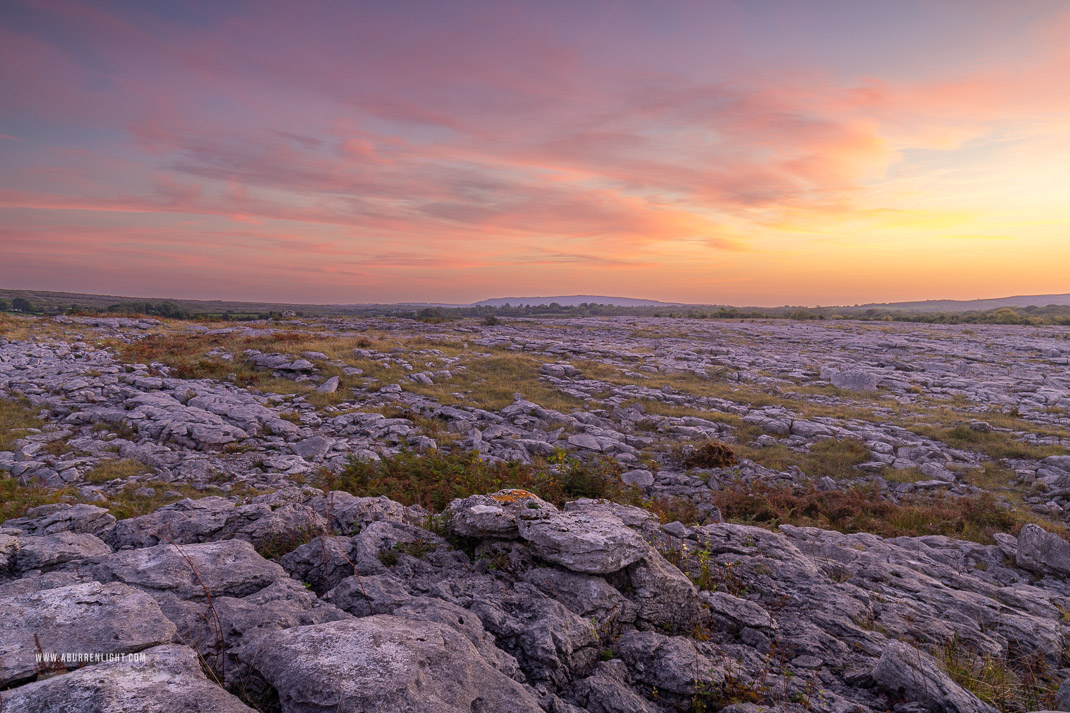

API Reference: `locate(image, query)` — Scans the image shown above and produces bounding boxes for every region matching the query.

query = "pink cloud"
[3,1,1070,303]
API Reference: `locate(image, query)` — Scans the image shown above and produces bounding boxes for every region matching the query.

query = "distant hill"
[854,293,1070,312]
[4,287,1067,317]
[470,295,676,307]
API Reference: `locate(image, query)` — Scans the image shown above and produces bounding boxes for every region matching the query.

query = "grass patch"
[736,437,870,480]
[0,398,45,450]
[961,462,1019,490]
[712,482,1060,545]
[881,467,929,484]
[255,526,320,561]
[915,425,1067,461]
[43,440,72,457]
[324,449,641,513]
[82,458,148,484]
[0,476,68,522]
[630,400,743,425]
[0,314,36,341]
[103,481,263,520]
[407,354,584,412]
[939,637,1057,712]
[579,360,889,424]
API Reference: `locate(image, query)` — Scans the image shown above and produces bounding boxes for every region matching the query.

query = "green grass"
[82,458,149,484]
[406,354,584,412]
[736,437,871,480]
[915,425,1067,461]
[102,481,263,520]
[0,398,44,450]
[961,462,1019,490]
[0,476,68,522]
[939,637,1058,712]
[711,482,1063,545]
[880,466,929,484]
[323,449,640,513]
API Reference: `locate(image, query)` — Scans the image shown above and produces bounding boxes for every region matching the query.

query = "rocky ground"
[2,313,1070,712]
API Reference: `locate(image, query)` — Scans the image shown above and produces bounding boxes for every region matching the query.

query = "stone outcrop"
[1,486,1068,713]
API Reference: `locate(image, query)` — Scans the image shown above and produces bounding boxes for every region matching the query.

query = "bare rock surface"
[89,539,286,599]
[238,616,545,713]
[3,315,1070,712]
[0,485,1068,712]
[0,644,256,713]
[516,507,650,574]
[0,581,177,687]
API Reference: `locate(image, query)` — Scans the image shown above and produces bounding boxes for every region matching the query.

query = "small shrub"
[255,526,319,561]
[676,441,738,470]
[394,538,438,559]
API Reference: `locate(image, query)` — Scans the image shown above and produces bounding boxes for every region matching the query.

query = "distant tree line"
[3,295,1069,326]
[409,302,1070,326]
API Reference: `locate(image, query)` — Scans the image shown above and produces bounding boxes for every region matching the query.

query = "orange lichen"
[491,489,538,503]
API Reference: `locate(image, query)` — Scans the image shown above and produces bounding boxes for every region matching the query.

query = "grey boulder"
[238,615,545,713]
[517,509,649,574]
[13,531,112,574]
[1016,524,1070,576]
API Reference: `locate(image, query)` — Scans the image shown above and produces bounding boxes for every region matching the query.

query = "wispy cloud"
[2,0,1069,304]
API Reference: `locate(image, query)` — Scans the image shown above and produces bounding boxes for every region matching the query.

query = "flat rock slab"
[517,510,649,574]
[104,496,237,549]
[13,531,112,573]
[90,539,285,600]
[0,581,177,687]
[0,644,255,713]
[240,615,545,713]
[2,503,116,537]
[831,369,880,391]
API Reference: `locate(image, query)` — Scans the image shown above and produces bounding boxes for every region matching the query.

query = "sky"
[2,0,1069,306]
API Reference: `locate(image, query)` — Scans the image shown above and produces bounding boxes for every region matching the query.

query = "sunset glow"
[2,0,1069,305]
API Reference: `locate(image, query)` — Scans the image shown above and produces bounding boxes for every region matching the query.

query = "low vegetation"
[324,449,642,513]
[0,398,44,450]
[406,354,583,412]
[0,476,68,522]
[711,482,1063,545]
[939,637,1058,712]
[915,424,1067,461]
[674,441,738,469]
[736,437,871,480]
[82,458,148,484]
